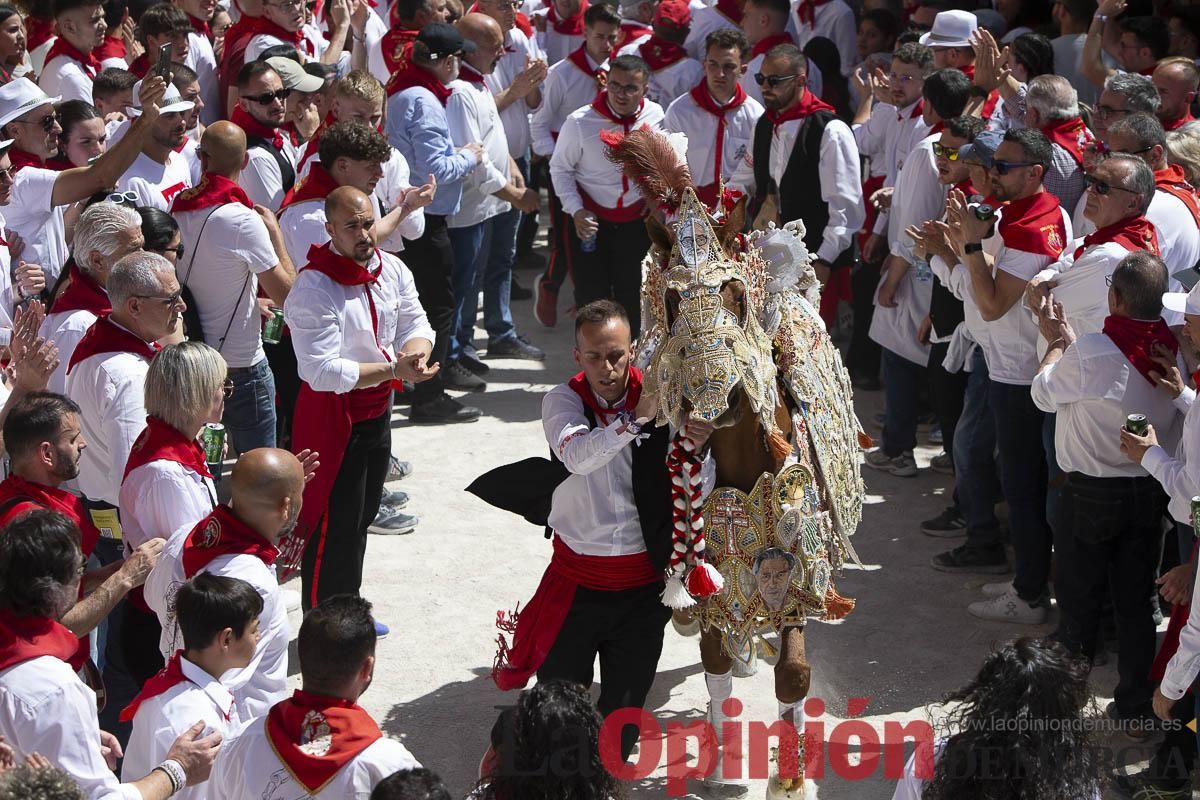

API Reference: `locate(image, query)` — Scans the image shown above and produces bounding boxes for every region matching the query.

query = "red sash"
[1040,116,1093,169]
[980,89,1000,121]
[119,651,192,722]
[0,608,81,672]
[637,35,687,71]
[279,162,340,212]
[181,504,278,579]
[123,415,212,482]
[689,81,748,190]
[44,36,100,78]
[1154,164,1200,228]
[958,63,975,82]
[547,2,586,35]
[714,0,743,25]
[1072,214,1160,260]
[49,261,110,317]
[230,105,290,151]
[0,473,100,557]
[765,87,834,127]
[995,190,1067,258]
[66,315,159,374]
[171,173,253,213]
[1153,539,1198,683]
[265,690,382,793]
[385,63,452,104]
[750,31,792,60]
[794,0,828,27]
[93,34,126,62]
[1102,314,1179,386]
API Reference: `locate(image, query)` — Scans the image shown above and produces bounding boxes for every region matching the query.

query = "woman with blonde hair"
[1166,120,1200,186]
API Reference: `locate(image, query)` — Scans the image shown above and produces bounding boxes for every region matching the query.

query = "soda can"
[1192,496,1200,536]
[1125,414,1148,436]
[262,307,285,345]
[201,423,225,465]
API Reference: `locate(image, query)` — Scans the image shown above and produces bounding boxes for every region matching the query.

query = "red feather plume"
[602,125,694,213]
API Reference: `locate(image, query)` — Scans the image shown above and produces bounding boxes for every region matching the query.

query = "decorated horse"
[605,128,867,797]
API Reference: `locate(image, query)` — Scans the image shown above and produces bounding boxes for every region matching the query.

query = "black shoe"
[852,375,881,392]
[930,544,1009,574]
[409,394,481,424]
[921,507,966,538]
[1105,701,1158,741]
[487,334,545,361]
[444,361,487,391]
[459,351,490,375]
[510,276,533,300]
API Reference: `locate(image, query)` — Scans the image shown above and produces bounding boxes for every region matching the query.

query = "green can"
[1126,414,1149,436]
[201,423,225,464]
[262,307,285,345]
[1192,496,1200,535]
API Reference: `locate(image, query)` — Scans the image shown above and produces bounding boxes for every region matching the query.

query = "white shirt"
[1163,489,1200,698]
[530,49,607,157]
[617,39,705,108]
[1031,331,1184,477]
[790,0,856,77]
[39,55,94,103]
[361,6,392,85]
[119,459,217,553]
[7,164,68,283]
[665,88,763,190]
[446,71,511,229]
[1141,387,1199,525]
[41,304,101,395]
[116,150,193,211]
[175,202,279,367]
[0,212,16,347]
[853,100,895,181]
[530,10,584,65]
[295,147,422,251]
[550,99,665,219]
[875,100,931,236]
[208,716,419,800]
[0,655,140,800]
[145,529,289,722]
[285,249,435,394]
[487,27,543,158]
[728,110,863,263]
[178,138,202,185]
[683,5,741,61]
[1036,240,1133,341]
[242,137,301,211]
[122,657,239,800]
[245,29,326,63]
[67,331,153,506]
[1072,192,1200,287]
[188,32,221,126]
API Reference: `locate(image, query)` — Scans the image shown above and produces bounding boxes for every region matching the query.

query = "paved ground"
[278,255,1170,799]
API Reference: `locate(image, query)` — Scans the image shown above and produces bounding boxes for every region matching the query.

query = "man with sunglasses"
[738,0,822,106]
[243,0,351,66]
[231,60,304,209]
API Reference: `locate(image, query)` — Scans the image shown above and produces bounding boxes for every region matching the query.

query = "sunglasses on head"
[990,159,1036,175]
[1084,173,1139,195]
[107,191,139,207]
[243,88,292,105]
[753,72,799,88]
[932,142,959,161]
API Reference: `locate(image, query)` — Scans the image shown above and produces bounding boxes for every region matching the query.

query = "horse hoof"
[732,656,757,678]
[672,609,700,637]
[703,775,751,795]
[765,775,817,800]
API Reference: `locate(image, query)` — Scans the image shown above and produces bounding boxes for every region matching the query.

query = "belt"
[226,365,255,373]
[1066,471,1158,485]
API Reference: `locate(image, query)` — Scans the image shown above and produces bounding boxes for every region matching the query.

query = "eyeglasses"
[222,378,234,398]
[932,142,959,161]
[107,191,139,207]
[991,159,1036,175]
[1112,145,1154,155]
[136,289,184,307]
[607,80,642,96]
[153,243,186,259]
[243,88,292,105]
[268,0,305,8]
[887,72,920,84]
[754,73,799,88]
[1084,173,1140,195]
[13,111,57,132]
[1095,103,1130,119]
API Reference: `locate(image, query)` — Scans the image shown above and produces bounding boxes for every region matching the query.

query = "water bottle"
[580,212,598,253]
[914,256,933,283]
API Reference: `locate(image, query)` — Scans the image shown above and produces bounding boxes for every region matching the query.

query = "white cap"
[128,79,195,117]
[0,78,59,130]
[920,9,979,49]
[1163,281,1200,315]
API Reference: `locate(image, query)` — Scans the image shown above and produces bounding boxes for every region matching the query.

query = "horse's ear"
[717,195,749,253]
[646,214,675,258]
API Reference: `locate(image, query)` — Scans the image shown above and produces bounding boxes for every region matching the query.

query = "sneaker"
[410,394,482,424]
[920,507,966,537]
[864,449,917,477]
[487,334,546,361]
[981,580,1013,597]
[459,351,490,375]
[368,508,417,535]
[387,456,413,481]
[374,621,390,638]
[444,361,487,392]
[381,488,409,509]
[930,452,954,475]
[928,425,943,445]
[967,588,1047,624]
[534,276,557,328]
[930,544,1009,574]
[280,588,301,614]
[1115,769,1190,800]
[510,275,533,300]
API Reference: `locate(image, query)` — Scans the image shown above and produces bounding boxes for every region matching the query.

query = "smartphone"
[154,42,172,80]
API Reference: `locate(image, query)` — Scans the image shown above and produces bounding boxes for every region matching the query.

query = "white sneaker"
[981,580,1014,597]
[968,588,1047,624]
[281,589,301,614]
[864,449,917,477]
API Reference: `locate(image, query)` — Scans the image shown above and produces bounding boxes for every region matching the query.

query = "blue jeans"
[480,156,526,345]
[880,347,920,456]
[447,221,487,362]
[955,348,1000,543]
[989,380,1051,602]
[222,358,277,456]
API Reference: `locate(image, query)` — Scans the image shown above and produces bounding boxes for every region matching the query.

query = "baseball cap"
[417,22,476,60]
[1163,281,1200,315]
[919,9,978,49]
[267,56,326,93]
[958,129,1003,169]
[654,0,690,30]
[128,79,194,116]
[0,78,59,130]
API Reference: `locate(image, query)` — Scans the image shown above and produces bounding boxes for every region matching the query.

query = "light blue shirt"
[386,84,478,218]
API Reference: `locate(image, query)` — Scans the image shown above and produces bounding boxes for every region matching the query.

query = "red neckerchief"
[385,63,452,104]
[119,651,201,723]
[958,63,975,81]
[66,314,159,374]
[614,20,652,54]
[995,190,1067,258]
[1073,214,1160,260]
[303,240,379,285]
[24,16,55,51]
[380,26,418,77]
[123,415,212,481]
[280,121,300,147]
[459,61,488,86]
[49,260,110,316]
[1164,110,1196,132]
[171,173,253,213]
[514,11,533,37]
[795,0,829,27]
[1155,164,1200,228]
[128,52,150,78]
[547,1,586,35]
[188,14,211,36]
[765,87,834,127]
[0,608,80,672]
[1041,116,1093,169]
[566,45,607,88]
[568,366,643,426]
[1103,315,1179,386]
[9,148,49,178]
[714,0,743,24]
[927,120,945,136]
[0,473,100,558]
[44,36,101,78]
[952,177,978,198]
[230,104,289,151]
[93,33,126,62]
[235,14,305,50]
[591,91,642,131]
[265,690,382,793]
[689,80,748,187]
[750,31,792,60]
[44,155,74,170]
[897,97,922,122]
[279,162,340,211]
[296,112,337,174]
[980,88,1000,120]
[637,35,687,71]
[182,504,278,578]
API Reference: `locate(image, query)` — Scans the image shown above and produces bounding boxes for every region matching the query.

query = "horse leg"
[698,625,742,782]
[671,608,700,636]
[768,625,812,799]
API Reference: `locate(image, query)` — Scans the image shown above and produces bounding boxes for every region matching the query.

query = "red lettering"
[747,719,800,780]
[665,720,717,796]
[827,719,880,781]
[719,697,744,780]
[883,720,936,779]
[598,707,660,781]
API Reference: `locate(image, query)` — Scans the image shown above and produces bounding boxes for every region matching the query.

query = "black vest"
[751,110,854,268]
[245,135,296,195]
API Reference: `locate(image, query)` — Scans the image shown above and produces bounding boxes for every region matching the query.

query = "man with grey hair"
[41,201,144,395]
[1093,72,1162,139]
[1023,74,1090,214]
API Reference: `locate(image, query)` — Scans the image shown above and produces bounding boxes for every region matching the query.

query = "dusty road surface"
[280,260,1158,799]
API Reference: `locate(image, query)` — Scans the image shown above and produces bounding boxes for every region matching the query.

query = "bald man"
[1153,57,1199,131]
[285,187,436,626]
[171,121,297,456]
[144,448,306,721]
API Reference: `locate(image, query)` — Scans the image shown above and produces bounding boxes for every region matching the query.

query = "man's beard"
[278,502,300,541]
[51,448,80,481]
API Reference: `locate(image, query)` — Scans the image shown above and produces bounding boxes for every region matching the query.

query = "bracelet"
[1094,12,1108,21]
[963,242,983,254]
[154,759,186,794]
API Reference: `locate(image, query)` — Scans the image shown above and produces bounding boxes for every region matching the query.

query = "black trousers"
[1053,472,1168,716]
[848,258,881,381]
[301,412,390,610]
[927,340,966,457]
[538,582,671,760]
[570,218,651,336]
[403,214,455,402]
[265,336,299,450]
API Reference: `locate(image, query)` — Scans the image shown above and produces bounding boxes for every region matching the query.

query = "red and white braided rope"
[667,434,705,572]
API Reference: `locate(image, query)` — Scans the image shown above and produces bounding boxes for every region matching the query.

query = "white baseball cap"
[0,78,59,131]
[1163,281,1200,315]
[127,79,195,117]
[266,57,326,94]
[920,9,979,49]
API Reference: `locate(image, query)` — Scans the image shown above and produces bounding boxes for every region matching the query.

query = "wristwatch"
[964,242,983,254]
[1094,12,1108,22]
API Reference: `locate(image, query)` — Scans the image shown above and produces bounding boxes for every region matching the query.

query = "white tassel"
[661,573,696,609]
